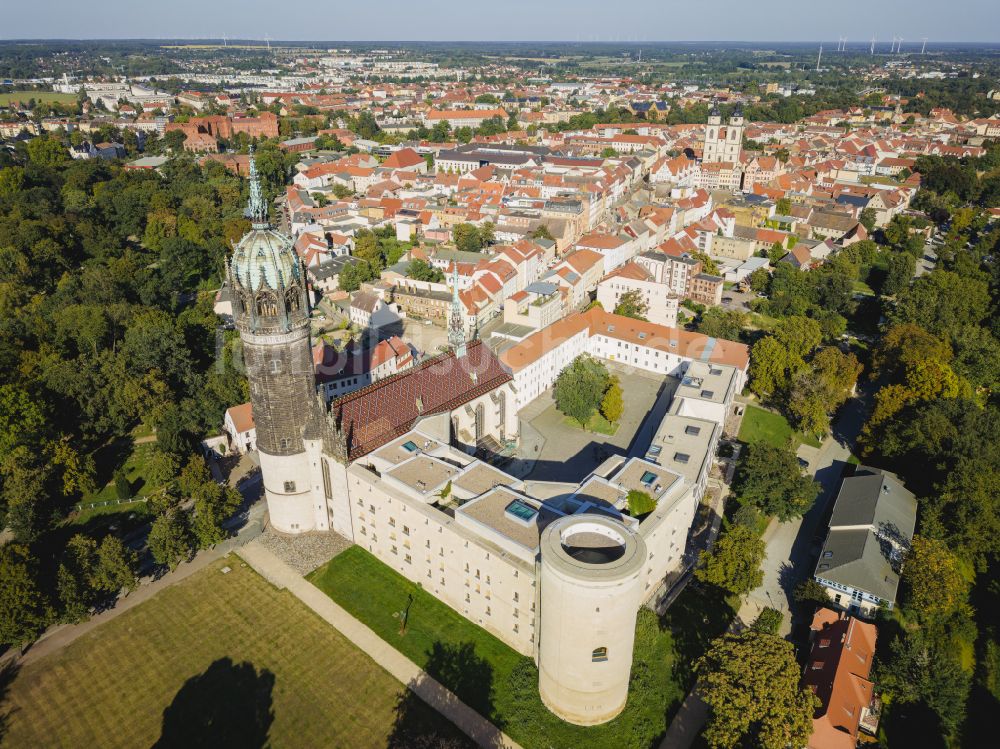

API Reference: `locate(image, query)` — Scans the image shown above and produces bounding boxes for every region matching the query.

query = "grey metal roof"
[525,281,559,296]
[829,467,916,538]
[814,467,917,603]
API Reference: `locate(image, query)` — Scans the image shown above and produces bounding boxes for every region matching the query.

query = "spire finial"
[246,146,269,227]
[448,264,466,353]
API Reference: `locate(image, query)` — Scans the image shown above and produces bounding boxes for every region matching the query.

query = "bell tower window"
[269,359,282,374]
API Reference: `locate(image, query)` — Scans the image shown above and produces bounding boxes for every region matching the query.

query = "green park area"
[737,404,821,449]
[562,411,619,435]
[1,558,468,748]
[309,546,733,749]
[0,90,78,106]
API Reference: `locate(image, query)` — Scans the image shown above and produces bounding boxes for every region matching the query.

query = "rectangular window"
[283,481,296,492]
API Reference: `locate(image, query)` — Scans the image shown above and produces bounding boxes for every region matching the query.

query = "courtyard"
[510,363,678,483]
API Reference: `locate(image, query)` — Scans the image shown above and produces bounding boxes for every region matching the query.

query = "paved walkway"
[739,391,870,632]
[3,535,246,667]
[237,540,522,749]
[658,685,709,749]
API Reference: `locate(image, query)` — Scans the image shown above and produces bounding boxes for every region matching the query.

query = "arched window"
[592,646,608,662]
[285,288,300,313]
[255,292,278,317]
[475,403,485,442]
[498,391,506,433]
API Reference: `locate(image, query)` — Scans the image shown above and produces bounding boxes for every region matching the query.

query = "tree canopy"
[732,443,819,521]
[698,630,818,749]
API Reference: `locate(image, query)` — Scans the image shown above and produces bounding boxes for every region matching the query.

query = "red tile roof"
[226,403,255,434]
[802,609,878,749]
[330,341,512,460]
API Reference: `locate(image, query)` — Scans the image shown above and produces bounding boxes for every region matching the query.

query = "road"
[738,389,870,633]
[915,239,938,277]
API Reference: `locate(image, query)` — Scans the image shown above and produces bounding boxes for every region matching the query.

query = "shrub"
[751,607,783,635]
[627,490,657,517]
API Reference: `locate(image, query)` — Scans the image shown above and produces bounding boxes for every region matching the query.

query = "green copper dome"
[231,226,301,292]
[229,150,301,292]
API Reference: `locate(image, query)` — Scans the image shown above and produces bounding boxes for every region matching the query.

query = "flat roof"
[572,477,625,509]
[675,361,737,405]
[385,454,459,495]
[371,434,443,466]
[453,462,518,496]
[610,458,682,501]
[647,414,717,486]
[457,487,562,551]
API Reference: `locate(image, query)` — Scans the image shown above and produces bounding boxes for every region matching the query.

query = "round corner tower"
[228,154,317,534]
[538,515,647,726]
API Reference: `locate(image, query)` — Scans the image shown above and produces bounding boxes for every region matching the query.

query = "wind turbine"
[816,45,823,71]
[264,33,271,52]
[222,32,228,48]
[921,37,928,54]
[897,37,904,53]
[870,34,876,55]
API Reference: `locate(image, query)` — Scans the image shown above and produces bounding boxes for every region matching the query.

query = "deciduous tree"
[698,630,818,749]
[733,443,819,521]
[696,525,765,596]
[902,535,970,627]
[613,289,648,320]
[148,510,193,571]
[0,544,50,648]
[553,356,610,427]
[600,376,624,424]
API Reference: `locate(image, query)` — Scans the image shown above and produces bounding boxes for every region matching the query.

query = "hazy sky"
[4,0,998,43]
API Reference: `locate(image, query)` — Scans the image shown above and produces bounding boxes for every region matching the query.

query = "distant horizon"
[4,0,997,45]
[2,38,999,46]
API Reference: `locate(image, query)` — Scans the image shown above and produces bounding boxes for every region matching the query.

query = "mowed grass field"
[738,404,821,449]
[0,91,78,106]
[1,557,468,748]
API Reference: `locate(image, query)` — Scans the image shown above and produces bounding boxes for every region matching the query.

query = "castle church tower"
[228,154,319,533]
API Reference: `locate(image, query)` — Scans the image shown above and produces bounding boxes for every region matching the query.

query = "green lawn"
[852,279,876,295]
[308,546,691,749]
[562,411,620,435]
[0,90,78,106]
[738,405,821,449]
[81,440,165,505]
[1,558,470,748]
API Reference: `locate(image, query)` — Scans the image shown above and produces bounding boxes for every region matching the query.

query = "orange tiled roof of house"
[803,610,878,749]
[500,308,749,373]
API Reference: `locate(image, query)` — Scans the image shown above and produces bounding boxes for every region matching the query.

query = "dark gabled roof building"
[813,466,917,618]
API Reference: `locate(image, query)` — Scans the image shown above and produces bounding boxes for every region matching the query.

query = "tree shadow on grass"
[152,657,274,749]
[386,640,501,749]
[659,584,735,688]
[0,660,21,743]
